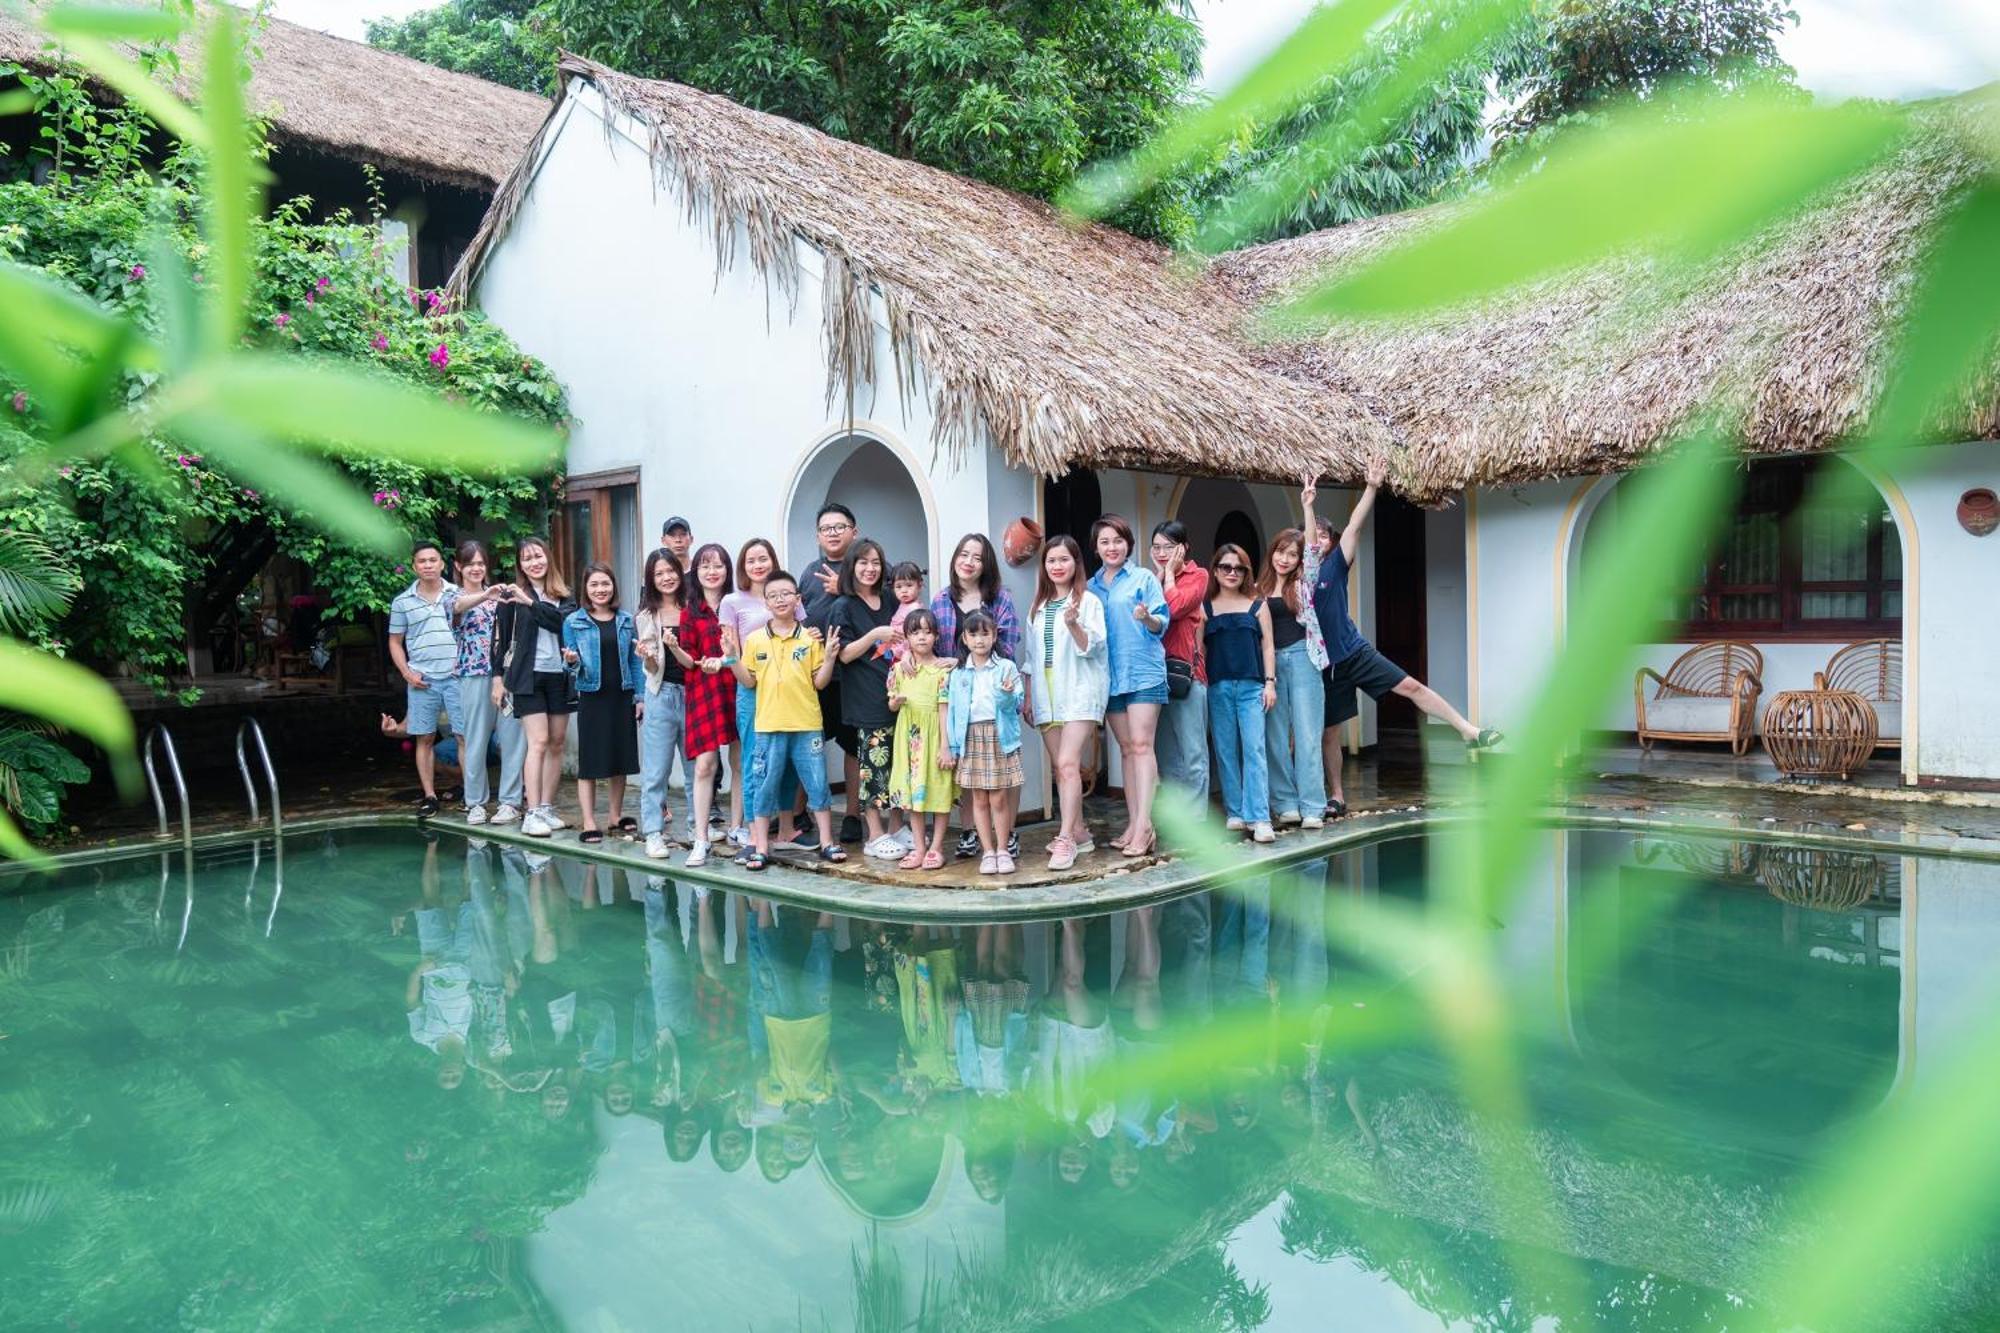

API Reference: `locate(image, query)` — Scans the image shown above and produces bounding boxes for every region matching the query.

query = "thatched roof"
[1208,102,2000,503]
[448,53,1390,483]
[0,6,547,192]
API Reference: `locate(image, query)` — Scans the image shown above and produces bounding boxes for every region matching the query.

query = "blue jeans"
[1216,874,1272,999]
[456,674,525,809]
[405,672,461,739]
[736,684,796,822]
[1156,678,1209,807]
[1266,642,1326,818]
[639,683,687,837]
[1207,678,1270,825]
[755,731,831,818]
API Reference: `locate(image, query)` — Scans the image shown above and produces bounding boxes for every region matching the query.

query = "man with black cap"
[661,516,693,568]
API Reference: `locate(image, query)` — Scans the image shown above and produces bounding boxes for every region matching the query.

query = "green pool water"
[2,825,1996,1330]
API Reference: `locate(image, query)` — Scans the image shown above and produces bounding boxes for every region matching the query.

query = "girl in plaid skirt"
[666,542,737,867]
[943,610,1027,875]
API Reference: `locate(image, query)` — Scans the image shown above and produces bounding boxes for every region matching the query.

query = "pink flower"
[274,312,290,329]
[58,465,73,479]
[371,333,388,352]
[175,453,202,469]
[304,291,316,307]
[425,290,444,313]
[9,391,24,413]
[316,276,331,293]
[129,263,146,281]
[395,564,406,575]
[373,488,403,510]
[429,343,450,370]
[242,488,259,500]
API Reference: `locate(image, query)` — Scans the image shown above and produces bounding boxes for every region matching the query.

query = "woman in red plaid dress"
[666,542,737,866]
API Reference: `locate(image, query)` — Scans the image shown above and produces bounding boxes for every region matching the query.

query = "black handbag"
[1165,655,1195,701]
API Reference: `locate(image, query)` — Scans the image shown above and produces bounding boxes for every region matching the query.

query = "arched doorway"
[785,433,934,580]
[1172,477,1264,573]
[1568,454,1910,767]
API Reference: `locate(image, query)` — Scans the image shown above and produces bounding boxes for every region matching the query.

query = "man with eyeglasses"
[798,502,865,844]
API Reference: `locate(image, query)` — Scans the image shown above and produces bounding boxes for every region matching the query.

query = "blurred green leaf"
[201,357,561,471]
[1863,175,2000,450]
[0,639,139,800]
[42,2,187,42]
[0,88,33,116]
[0,262,157,406]
[1441,427,1736,926]
[0,803,50,866]
[171,410,409,555]
[1283,91,1903,321]
[54,34,211,151]
[1196,0,1528,251]
[1062,0,1420,218]
[199,10,252,351]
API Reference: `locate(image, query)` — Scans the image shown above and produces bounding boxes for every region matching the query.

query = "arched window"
[1678,459,1901,637]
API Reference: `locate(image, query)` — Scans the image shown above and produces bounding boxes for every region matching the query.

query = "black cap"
[661,516,691,536]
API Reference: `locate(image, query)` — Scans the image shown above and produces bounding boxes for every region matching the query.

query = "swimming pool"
[3,825,1996,1329]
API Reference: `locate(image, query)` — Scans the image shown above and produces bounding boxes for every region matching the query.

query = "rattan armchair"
[1815,638,1901,750]
[1634,641,1765,755]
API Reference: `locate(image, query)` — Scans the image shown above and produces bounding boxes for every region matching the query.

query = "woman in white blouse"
[1029,535,1109,870]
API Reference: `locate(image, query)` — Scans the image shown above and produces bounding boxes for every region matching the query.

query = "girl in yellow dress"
[889,609,957,869]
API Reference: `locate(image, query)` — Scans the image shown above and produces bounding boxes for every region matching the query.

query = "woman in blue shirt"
[1087,515,1170,856]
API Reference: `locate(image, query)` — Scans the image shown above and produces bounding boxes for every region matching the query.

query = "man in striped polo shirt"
[389,541,462,817]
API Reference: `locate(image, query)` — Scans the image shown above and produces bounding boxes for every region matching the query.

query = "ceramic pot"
[1960,488,1998,538]
[1002,516,1044,567]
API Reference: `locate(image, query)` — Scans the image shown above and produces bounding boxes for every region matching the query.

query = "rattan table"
[1761,688,1879,780]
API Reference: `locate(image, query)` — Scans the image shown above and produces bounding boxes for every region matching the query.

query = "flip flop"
[818,845,848,864]
[743,851,769,872]
[1468,728,1504,750]
[615,816,639,836]
[578,829,604,845]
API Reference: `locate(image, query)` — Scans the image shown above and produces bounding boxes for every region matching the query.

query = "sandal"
[1468,728,1504,751]
[578,828,605,845]
[615,816,639,836]
[743,851,769,872]
[898,849,925,870]
[921,849,944,870]
[818,845,849,864]
[1325,799,1348,821]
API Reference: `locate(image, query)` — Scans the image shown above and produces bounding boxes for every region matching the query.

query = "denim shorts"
[405,673,460,737]
[1106,682,1169,713]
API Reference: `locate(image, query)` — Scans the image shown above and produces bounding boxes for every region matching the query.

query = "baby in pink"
[884,563,925,661]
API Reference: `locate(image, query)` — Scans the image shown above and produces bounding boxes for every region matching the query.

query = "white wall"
[1425,505,1469,713]
[1462,444,1997,781]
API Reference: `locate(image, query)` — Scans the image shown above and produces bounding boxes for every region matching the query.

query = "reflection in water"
[1,828,1997,1330]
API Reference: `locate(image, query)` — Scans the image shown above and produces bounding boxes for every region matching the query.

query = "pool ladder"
[142,720,286,944]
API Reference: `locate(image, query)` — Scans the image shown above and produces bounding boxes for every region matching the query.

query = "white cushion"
[1872,701,1901,741]
[1644,696,1737,735]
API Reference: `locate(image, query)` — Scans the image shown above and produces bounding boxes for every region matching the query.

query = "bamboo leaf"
[200,356,561,472]
[0,639,138,800]
[1062,0,1427,218]
[200,10,252,350]
[0,263,155,407]
[1863,175,2000,450]
[1282,91,1904,322]
[42,3,188,43]
[51,34,211,151]
[172,410,409,555]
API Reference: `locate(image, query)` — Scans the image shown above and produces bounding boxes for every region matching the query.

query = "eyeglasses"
[817,522,853,535]
[1216,563,1248,574]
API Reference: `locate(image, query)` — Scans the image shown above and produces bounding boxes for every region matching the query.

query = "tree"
[364,0,555,95]
[1208,0,1799,244]
[370,0,1207,243]
[1496,0,1799,150]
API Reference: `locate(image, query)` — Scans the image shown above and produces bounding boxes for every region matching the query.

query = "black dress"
[576,617,639,779]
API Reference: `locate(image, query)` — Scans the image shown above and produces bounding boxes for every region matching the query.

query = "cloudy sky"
[282,0,2000,102]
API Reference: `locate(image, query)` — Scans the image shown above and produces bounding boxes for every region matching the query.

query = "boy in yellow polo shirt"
[731,571,845,869]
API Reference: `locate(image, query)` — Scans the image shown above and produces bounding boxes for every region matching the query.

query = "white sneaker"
[1225,817,1246,832]
[1302,815,1325,830]
[464,804,488,825]
[645,832,670,860]
[727,825,752,848]
[522,812,553,838]
[684,840,710,868]
[1252,821,1276,844]
[538,806,568,831]
[489,804,521,825]
[864,835,904,860]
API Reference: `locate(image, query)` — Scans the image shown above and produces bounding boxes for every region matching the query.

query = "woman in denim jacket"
[561,561,643,843]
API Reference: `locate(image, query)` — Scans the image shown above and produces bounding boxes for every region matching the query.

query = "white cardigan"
[1028,591,1110,726]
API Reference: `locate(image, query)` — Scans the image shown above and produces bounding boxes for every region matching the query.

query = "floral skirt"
[854,725,893,810]
[957,720,1023,790]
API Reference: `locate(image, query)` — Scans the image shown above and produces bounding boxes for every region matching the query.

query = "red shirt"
[1159,562,1209,685]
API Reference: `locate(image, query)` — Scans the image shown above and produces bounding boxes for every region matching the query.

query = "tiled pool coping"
[12,784,2000,922]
